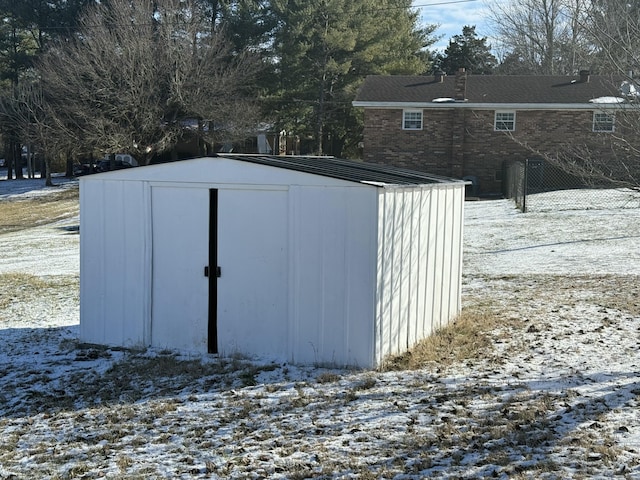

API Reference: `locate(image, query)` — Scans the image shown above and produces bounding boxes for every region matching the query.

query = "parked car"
[73,160,99,176]
[96,154,139,172]
[74,154,138,175]
[96,159,133,172]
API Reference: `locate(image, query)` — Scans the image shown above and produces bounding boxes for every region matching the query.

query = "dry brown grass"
[380,308,503,371]
[0,273,78,310]
[0,186,79,234]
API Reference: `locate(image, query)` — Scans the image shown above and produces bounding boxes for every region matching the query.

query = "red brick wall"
[363,108,625,195]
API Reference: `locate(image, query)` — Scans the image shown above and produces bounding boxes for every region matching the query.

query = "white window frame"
[593,112,615,132]
[494,111,516,131]
[402,109,423,130]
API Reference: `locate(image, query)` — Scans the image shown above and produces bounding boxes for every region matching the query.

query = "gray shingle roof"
[354,74,626,105]
[218,154,463,186]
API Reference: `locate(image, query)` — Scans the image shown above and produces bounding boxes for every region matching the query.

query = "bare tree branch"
[36,0,260,164]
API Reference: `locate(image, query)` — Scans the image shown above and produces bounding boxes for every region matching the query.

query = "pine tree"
[436,26,496,75]
[267,0,436,156]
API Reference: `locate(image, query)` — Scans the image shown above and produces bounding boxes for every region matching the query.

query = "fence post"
[523,158,529,213]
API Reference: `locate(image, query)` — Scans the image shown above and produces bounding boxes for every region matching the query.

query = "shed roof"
[217,154,462,186]
[353,74,627,106]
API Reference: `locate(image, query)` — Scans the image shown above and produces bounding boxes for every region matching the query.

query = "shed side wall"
[79,178,148,347]
[375,184,464,364]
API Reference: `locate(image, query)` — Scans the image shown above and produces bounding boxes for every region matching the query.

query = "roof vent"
[434,70,446,83]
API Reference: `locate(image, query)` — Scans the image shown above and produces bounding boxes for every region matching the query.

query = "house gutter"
[351,101,633,111]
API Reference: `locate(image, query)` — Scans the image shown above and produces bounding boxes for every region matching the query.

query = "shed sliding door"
[216,189,288,359]
[151,186,210,352]
[151,186,288,358]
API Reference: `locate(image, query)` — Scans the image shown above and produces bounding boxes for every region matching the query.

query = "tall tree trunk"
[13,141,23,179]
[65,151,74,177]
[6,141,13,180]
[45,157,53,186]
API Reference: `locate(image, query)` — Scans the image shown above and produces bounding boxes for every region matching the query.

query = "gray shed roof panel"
[217,154,463,186]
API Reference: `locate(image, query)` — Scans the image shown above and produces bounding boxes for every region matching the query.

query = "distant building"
[354,69,636,196]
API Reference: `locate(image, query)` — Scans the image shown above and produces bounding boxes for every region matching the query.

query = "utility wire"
[23,0,484,31]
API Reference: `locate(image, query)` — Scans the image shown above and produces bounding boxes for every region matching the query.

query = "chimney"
[579,70,590,83]
[434,70,446,83]
[455,67,467,101]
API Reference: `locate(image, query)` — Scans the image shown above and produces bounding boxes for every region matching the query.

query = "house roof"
[217,154,463,186]
[353,73,629,108]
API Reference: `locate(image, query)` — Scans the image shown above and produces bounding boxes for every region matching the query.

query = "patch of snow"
[0,171,78,200]
[589,96,626,104]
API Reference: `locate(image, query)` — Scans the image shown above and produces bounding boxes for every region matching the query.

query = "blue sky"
[413,0,495,52]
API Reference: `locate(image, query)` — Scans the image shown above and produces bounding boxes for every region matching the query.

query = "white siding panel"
[429,189,446,329]
[290,186,377,367]
[79,180,106,344]
[447,186,464,321]
[80,179,148,347]
[375,184,465,365]
[440,188,455,324]
[375,191,394,363]
[415,189,432,339]
[117,182,146,346]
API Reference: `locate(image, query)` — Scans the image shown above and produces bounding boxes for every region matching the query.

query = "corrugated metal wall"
[375,184,464,364]
[80,179,151,347]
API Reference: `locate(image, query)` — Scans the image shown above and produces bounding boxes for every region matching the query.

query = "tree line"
[0,0,639,183]
[0,0,435,182]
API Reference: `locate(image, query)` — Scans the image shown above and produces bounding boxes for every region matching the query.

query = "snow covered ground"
[1,179,639,479]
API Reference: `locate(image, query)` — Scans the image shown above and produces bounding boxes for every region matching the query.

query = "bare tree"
[489,0,591,75]
[551,1,640,190]
[36,0,260,165]
[583,0,640,74]
[500,100,640,191]
[488,1,640,191]
[0,78,77,185]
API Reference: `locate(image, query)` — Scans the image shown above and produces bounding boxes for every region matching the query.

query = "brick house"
[353,69,635,196]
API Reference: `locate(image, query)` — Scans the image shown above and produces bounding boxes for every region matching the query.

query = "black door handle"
[204,266,222,277]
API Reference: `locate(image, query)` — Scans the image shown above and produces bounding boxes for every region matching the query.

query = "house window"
[593,112,615,132]
[403,110,423,130]
[494,111,516,131]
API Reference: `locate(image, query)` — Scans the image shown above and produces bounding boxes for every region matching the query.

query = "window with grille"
[593,112,615,132]
[402,110,423,130]
[494,111,516,131]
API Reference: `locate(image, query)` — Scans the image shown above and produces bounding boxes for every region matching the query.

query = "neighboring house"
[79,154,466,368]
[353,69,635,196]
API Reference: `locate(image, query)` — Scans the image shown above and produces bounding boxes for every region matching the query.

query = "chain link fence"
[504,158,640,213]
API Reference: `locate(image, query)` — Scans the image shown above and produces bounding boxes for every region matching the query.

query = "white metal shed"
[79,155,466,368]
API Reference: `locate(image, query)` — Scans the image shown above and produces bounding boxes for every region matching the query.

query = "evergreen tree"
[436,26,496,75]
[0,0,91,180]
[194,0,277,55]
[267,0,436,156]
